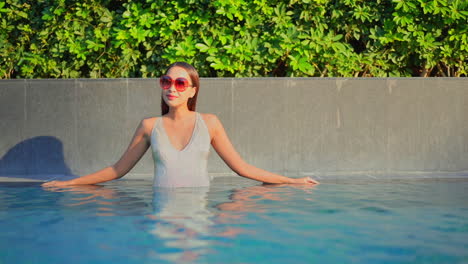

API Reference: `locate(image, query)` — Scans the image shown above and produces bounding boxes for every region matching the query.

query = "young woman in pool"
[42,62,319,188]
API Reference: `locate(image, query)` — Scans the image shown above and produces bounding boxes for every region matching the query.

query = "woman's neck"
[166,105,193,120]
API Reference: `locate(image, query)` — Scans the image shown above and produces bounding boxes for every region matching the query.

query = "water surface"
[1,177,467,263]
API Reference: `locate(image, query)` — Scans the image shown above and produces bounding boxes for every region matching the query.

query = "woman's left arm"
[208,114,319,185]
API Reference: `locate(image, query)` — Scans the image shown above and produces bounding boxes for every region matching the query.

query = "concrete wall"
[1,78,467,181]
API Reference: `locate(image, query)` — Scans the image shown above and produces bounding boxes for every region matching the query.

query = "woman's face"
[162,66,197,108]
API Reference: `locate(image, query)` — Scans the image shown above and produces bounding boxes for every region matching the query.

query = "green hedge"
[1,0,467,78]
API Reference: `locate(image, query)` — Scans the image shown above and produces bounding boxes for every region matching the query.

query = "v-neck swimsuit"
[150,112,211,187]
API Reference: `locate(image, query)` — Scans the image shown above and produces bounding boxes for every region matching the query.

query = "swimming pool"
[1,177,467,263]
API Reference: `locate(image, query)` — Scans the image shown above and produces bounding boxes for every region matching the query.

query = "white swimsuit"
[150,112,211,187]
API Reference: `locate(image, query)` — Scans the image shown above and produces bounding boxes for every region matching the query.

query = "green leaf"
[333,34,343,41]
[195,43,210,52]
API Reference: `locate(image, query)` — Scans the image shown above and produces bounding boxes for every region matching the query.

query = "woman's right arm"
[42,119,153,187]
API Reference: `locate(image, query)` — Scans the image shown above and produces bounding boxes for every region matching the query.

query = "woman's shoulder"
[140,117,160,134]
[142,116,159,125]
[199,112,219,124]
[199,112,223,132]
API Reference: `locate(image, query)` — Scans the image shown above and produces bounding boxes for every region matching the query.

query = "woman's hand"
[41,180,74,188]
[292,177,320,185]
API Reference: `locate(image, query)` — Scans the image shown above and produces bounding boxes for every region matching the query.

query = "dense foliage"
[1,0,467,78]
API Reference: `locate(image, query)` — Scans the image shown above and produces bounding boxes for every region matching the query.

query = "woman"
[42,62,319,188]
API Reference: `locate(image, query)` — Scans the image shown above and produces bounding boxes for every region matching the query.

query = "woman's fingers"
[309,177,320,184]
[41,181,55,187]
[304,177,320,185]
[41,181,69,187]
[291,177,319,184]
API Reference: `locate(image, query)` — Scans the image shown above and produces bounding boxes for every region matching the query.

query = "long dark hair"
[161,62,200,116]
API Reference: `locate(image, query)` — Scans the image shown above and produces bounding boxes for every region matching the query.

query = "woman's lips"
[167,95,178,100]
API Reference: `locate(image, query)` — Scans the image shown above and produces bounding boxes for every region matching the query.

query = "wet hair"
[161,62,200,115]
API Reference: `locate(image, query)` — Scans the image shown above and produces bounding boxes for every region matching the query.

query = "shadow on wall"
[0,136,77,181]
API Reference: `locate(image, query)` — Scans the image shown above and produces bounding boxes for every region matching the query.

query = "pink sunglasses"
[159,75,192,92]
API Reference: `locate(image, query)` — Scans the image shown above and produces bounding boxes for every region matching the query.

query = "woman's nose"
[168,83,177,92]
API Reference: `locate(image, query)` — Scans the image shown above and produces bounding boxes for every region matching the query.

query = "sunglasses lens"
[160,76,172,90]
[175,78,189,92]
[160,76,190,92]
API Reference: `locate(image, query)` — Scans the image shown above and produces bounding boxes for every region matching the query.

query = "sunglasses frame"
[159,75,192,92]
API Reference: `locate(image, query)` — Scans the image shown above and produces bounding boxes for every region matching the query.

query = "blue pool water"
[1,177,467,264]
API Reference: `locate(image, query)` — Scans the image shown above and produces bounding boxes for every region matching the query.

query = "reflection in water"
[148,187,213,262]
[43,185,118,216]
[42,184,152,216]
[61,185,119,216]
[42,182,317,262]
[216,184,316,213]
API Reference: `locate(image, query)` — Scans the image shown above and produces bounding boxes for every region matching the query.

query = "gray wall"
[1,78,467,181]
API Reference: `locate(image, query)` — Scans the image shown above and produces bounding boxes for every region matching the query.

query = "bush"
[1,0,467,78]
